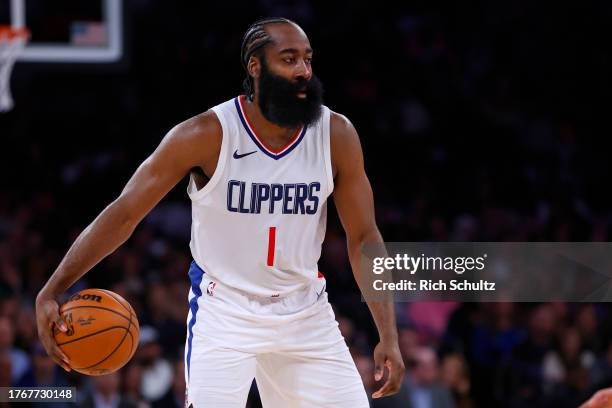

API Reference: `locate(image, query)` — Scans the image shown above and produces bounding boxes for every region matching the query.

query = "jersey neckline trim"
[235,96,307,160]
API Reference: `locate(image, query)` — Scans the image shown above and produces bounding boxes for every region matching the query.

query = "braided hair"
[241,17,297,101]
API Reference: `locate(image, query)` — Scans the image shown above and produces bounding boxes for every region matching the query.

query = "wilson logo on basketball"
[68,293,102,303]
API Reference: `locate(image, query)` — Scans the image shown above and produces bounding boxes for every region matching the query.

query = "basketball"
[53,288,139,376]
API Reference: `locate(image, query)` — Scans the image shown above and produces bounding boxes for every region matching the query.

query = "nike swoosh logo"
[233,149,257,159]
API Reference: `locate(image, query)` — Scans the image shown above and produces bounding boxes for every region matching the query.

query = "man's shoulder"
[158,109,223,168]
[329,109,352,130]
[328,109,363,177]
[329,109,360,147]
[169,109,222,146]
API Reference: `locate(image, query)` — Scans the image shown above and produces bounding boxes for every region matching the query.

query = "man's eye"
[284,58,295,63]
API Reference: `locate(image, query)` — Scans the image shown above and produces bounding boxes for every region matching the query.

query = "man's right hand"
[35,294,72,372]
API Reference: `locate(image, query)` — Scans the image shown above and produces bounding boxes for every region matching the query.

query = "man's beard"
[257,58,324,128]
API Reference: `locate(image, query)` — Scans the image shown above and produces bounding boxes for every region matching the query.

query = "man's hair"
[241,17,297,101]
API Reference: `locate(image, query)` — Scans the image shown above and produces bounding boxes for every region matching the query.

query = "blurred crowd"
[2,0,612,407]
[3,218,612,408]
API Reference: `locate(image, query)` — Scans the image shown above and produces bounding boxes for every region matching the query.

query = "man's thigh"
[254,297,369,408]
[186,341,256,408]
[255,347,369,408]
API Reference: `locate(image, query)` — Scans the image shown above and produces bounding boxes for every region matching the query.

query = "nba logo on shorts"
[206,281,216,296]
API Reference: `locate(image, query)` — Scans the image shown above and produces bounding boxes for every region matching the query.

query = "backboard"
[1,0,122,63]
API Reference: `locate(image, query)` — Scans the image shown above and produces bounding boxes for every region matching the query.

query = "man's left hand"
[372,340,405,398]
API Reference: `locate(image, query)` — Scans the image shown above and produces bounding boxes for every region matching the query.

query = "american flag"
[71,22,107,47]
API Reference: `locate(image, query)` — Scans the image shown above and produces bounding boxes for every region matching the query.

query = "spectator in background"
[16,342,70,408]
[338,312,370,352]
[0,353,11,388]
[590,339,612,390]
[14,305,38,352]
[441,353,474,408]
[576,305,601,353]
[398,326,422,363]
[0,293,21,324]
[0,353,11,408]
[469,302,524,403]
[17,342,69,388]
[81,372,137,408]
[543,326,595,393]
[136,326,173,404]
[403,302,459,346]
[0,316,30,385]
[141,280,186,358]
[471,303,524,366]
[405,347,455,408]
[541,326,595,407]
[142,282,168,329]
[122,362,150,408]
[152,358,186,408]
[508,304,558,406]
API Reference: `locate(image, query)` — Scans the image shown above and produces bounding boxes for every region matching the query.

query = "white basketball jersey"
[188,96,334,297]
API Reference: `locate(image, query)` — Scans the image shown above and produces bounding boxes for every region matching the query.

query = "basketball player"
[36,18,404,407]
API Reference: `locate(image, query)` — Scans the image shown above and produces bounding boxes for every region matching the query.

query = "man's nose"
[294,59,312,81]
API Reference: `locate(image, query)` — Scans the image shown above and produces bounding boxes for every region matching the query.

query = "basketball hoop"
[0,26,29,112]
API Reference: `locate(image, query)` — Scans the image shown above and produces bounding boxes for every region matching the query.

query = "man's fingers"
[373,351,385,382]
[50,341,71,371]
[372,377,401,398]
[47,305,67,333]
[54,316,68,332]
[372,361,403,399]
[36,297,71,372]
[40,334,72,372]
[43,320,71,369]
[50,353,71,372]
[47,318,70,363]
[53,343,71,366]
[374,364,383,381]
[372,379,395,399]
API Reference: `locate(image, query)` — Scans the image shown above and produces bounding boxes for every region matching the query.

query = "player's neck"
[243,95,302,147]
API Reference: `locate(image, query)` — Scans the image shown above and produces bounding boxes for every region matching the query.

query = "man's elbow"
[348,225,382,249]
[104,197,141,239]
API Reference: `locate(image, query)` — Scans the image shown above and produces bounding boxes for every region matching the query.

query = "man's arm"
[35,110,222,371]
[330,112,405,398]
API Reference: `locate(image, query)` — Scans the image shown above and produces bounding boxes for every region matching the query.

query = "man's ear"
[247,56,261,79]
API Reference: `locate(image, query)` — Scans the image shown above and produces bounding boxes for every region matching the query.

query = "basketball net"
[0,26,29,113]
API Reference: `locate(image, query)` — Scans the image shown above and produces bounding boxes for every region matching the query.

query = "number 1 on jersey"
[267,227,276,266]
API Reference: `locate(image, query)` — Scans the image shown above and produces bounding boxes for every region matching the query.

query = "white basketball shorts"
[184,261,369,408]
